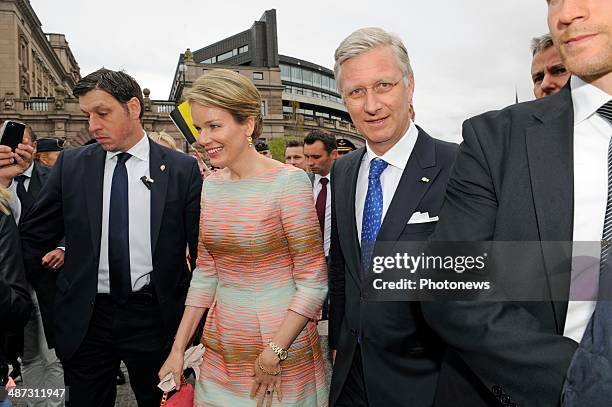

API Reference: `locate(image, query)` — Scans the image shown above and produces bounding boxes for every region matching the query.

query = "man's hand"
[42,248,65,270]
[0,135,34,187]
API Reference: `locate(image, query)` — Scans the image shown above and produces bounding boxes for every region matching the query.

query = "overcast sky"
[30,0,550,142]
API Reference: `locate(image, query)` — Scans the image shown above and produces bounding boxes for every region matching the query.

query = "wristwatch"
[268,341,288,361]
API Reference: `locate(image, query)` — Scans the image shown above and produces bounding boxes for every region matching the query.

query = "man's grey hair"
[334,27,413,90]
[531,33,555,57]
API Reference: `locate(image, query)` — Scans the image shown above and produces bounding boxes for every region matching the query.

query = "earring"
[247,136,253,148]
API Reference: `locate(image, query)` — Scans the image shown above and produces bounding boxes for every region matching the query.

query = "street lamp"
[178,62,186,101]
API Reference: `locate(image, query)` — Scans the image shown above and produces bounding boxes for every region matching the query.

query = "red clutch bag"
[160,375,194,407]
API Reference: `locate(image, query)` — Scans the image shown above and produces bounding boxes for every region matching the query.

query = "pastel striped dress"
[186,164,329,406]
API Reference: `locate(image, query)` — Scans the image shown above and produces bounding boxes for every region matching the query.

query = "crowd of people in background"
[1,0,611,406]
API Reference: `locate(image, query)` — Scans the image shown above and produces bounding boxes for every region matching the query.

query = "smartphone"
[0,120,26,151]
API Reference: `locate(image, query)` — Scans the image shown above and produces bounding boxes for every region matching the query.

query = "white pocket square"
[407,211,439,224]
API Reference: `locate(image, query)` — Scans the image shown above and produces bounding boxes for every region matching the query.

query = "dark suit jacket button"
[491,385,502,396]
[500,395,511,404]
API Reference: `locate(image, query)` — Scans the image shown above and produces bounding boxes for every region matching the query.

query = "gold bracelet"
[257,355,282,376]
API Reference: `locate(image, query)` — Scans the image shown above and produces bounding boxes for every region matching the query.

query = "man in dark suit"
[13,129,66,407]
[421,0,612,406]
[328,27,457,406]
[20,68,202,407]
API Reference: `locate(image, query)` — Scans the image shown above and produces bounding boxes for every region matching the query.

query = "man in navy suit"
[20,69,202,407]
[328,27,457,406]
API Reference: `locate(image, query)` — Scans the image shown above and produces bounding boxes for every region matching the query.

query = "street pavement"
[9,324,332,406]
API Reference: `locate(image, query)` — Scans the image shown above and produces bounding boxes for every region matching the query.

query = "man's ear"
[331,149,339,160]
[126,97,142,120]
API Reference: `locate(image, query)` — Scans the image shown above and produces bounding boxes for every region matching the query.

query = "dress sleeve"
[185,179,218,308]
[280,169,328,319]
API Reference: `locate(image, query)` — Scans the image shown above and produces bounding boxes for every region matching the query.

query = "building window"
[280,64,290,80]
[217,50,234,62]
[302,69,313,86]
[322,75,330,90]
[239,45,249,54]
[253,72,264,80]
[291,65,302,83]
[202,56,216,64]
[261,100,267,116]
[312,72,322,87]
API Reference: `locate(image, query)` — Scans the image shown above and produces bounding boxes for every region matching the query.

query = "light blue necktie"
[361,158,388,274]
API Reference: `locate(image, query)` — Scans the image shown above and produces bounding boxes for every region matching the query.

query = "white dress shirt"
[313,173,331,256]
[356,121,418,243]
[566,76,612,343]
[98,134,153,293]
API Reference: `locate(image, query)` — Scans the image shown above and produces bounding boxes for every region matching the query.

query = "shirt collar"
[571,75,612,125]
[23,162,34,178]
[314,173,330,184]
[106,132,149,163]
[363,120,418,170]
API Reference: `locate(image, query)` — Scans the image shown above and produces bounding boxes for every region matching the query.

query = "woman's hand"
[158,348,185,390]
[250,348,283,407]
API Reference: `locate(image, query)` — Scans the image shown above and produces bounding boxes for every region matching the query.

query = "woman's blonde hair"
[0,186,11,215]
[184,69,263,139]
[149,131,178,150]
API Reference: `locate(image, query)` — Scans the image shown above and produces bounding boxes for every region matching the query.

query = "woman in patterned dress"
[159,69,329,407]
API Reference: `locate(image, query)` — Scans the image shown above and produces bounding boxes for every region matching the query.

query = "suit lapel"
[149,139,169,253]
[28,163,43,198]
[21,164,40,216]
[337,148,366,284]
[525,87,574,332]
[376,128,440,246]
[84,145,106,262]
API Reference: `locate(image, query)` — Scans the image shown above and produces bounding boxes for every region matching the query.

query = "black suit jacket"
[20,162,49,218]
[20,139,202,360]
[18,162,66,348]
[421,86,579,407]
[328,127,458,407]
[0,212,31,332]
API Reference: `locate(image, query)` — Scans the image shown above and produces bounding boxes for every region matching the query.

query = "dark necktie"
[108,152,132,304]
[563,100,612,406]
[361,158,388,274]
[316,178,329,236]
[15,174,28,203]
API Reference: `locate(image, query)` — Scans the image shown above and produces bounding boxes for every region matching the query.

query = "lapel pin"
[420,177,430,183]
[160,165,166,172]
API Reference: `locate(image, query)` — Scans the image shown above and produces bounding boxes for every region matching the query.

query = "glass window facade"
[281,64,290,80]
[282,85,343,103]
[321,75,330,90]
[280,63,339,95]
[312,72,322,87]
[217,50,234,62]
[253,72,264,80]
[291,65,302,83]
[302,69,313,86]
